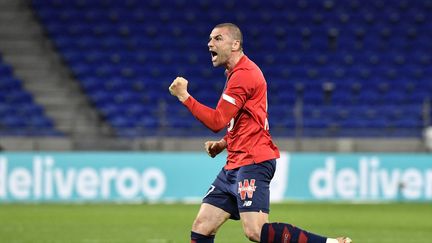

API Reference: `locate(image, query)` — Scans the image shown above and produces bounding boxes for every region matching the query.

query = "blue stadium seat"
[31,0,432,137]
[0,58,60,136]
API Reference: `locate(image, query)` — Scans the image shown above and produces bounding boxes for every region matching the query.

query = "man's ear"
[232,40,241,51]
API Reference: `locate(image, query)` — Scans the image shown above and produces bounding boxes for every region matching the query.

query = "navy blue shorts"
[202,159,276,220]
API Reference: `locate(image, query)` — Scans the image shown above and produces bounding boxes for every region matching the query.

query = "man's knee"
[192,203,231,236]
[240,211,268,242]
[243,224,261,242]
[192,217,214,235]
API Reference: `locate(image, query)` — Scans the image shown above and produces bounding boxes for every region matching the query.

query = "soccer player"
[169,23,352,243]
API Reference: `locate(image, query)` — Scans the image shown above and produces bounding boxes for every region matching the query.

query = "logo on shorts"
[238,179,256,200]
[243,201,253,207]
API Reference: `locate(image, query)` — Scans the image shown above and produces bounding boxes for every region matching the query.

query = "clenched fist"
[204,139,227,158]
[169,77,190,102]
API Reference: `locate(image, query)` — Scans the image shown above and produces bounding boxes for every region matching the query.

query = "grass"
[0,203,430,243]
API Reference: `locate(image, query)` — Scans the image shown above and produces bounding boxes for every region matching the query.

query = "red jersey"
[183,55,280,170]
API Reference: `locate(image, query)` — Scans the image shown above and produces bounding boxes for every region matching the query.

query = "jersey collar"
[226,55,248,79]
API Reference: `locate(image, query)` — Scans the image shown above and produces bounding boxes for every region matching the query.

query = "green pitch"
[0,203,430,243]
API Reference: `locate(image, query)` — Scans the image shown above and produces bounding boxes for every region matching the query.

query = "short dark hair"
[214,23,243,50]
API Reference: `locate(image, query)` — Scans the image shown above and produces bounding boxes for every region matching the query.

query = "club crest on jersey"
[238,179,256,200]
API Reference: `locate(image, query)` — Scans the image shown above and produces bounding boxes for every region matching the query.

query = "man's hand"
[204,139,227,158]
[169,77,190,102]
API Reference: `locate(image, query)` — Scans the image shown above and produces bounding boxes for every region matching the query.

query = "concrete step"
[0,8,22,15]
[23,82,77,93]
[56,121,102,132]
[24,80,87,96]
[12,61,53,70]
[31,90,78,99]
[4,20,45,31]
[0,26,40,37]
[0,1,20,7]
[1,48,44,56]
[0,12,32,18]
[0,18,38,28]
[0,137,73,151]
[24,81,84,93]
[0,39,41,49]
[24,81,66,89]
[48,102,98,113]
[4,55,53,69]
[21,78,71,88]
[0,0,111,139]
[25,84,74,94]
[49,111,98,125]
[14,69,64,81]
[2,38,43,47]
[49,111,87,121]
[0,41,44,54]
[35,95,85,106]
[0,11,34,23]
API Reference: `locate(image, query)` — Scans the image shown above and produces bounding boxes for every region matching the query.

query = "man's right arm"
[182,96,238,133]
[169,76,239,133]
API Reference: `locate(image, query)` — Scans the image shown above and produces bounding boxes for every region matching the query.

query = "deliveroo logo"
[309,156,432,201]
[0,156,166,201]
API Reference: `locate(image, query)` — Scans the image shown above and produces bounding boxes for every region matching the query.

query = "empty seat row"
[0,57,61,136]
[31,0,432,137]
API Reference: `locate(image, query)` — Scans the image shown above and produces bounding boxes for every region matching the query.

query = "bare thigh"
[192,203,231,236]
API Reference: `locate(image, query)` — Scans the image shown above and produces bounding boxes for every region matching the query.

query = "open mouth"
[210,50,218,61]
